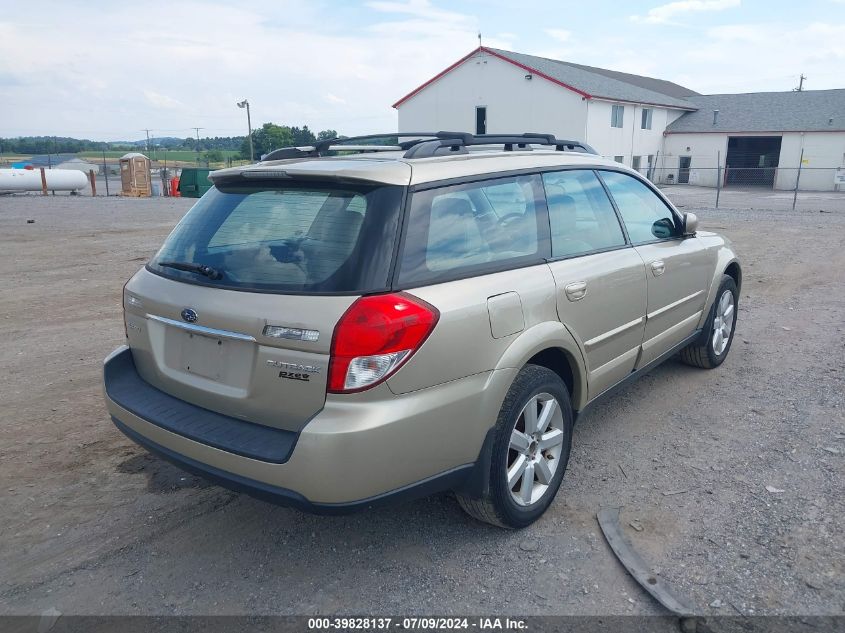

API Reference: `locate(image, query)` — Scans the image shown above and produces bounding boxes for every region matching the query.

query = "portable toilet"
[177,167,212,198]
[119,152,151,197]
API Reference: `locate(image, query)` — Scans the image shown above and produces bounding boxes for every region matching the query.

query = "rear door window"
[398,175,548,285]
[542,170,627,257]
[149,181,403,293]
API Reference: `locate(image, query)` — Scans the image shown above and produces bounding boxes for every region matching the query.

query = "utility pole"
[237,100,254,162]
[793,74,806,92]
[102,149,109,196]
[193,127,203,166]
[142,129,153,158]
[793,147,804,210]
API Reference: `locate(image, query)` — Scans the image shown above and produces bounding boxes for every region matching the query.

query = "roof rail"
[260,132,597,162]
[402,133,598,159]
[261,132,467,161]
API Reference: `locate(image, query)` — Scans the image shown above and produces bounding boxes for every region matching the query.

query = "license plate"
[182,331,224,380]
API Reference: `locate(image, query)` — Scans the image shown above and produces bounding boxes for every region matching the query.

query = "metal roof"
[392,47,699,110]
[485,48,699,109]
[666,90,845,133]
[559,60,700,100]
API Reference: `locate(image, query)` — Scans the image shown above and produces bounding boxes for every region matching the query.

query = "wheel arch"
[698,248,742,331]
[724,260,742,294]
[495,321,588,411]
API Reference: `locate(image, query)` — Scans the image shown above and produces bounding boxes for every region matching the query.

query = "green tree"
[241,122,295,159]
[290,126,316,146]
[317,129,339,141]
[204,149,224,164]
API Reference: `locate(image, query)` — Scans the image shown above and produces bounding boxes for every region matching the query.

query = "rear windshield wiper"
[157,260,222,280]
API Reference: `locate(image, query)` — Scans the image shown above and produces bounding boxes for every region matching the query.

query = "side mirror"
[682,212,698,236]
[651,217,675,239]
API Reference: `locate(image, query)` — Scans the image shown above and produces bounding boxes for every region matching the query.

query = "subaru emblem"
[181,308,198,323]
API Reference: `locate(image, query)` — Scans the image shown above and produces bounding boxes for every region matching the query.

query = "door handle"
[650,260,666,277]
[564,281,587,301]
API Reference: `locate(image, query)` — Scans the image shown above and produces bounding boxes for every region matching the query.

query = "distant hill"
[110,137,185,148]
[1,134,246,155]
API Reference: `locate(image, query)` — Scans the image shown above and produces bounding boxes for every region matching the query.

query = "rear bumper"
[111,415,476,514]
[104,346,510,509]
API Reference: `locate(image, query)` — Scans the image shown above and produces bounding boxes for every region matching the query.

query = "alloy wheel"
[506,392,565,506]
[712,289,735,356]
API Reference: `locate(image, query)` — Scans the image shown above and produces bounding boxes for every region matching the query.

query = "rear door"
[124,179,405,432]
[598,170,711,368]
[543,169,647,400]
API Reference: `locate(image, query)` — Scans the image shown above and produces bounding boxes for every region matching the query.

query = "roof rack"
[260,132,597,161]
[401,133,598,159]
[260,132,459,161]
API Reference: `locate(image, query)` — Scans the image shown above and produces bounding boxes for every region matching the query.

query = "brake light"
[328,292,439,393]
[121,279,130,338]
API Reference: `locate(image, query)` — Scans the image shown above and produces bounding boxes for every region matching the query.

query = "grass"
[78,150,242,162]
[2,150,248,169]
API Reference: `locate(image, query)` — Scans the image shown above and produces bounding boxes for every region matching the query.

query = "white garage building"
[394,46,845,191]
[662,91,845,191]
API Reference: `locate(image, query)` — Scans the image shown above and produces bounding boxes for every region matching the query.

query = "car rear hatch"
[123,169,408,432]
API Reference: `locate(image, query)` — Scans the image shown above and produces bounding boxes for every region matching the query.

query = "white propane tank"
[0,169,89,193]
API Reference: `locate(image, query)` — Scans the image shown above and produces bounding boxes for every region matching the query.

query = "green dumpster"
[178,168,212,198]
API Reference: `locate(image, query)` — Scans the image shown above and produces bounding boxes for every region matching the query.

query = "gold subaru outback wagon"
[104,133,741,528]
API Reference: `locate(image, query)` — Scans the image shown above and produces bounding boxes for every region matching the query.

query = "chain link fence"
[614,153,845,211]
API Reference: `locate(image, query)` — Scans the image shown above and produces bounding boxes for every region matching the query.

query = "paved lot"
[0,193,843,617]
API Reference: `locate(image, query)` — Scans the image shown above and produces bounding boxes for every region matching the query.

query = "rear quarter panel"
[388,264,558,394]
[388,264,588,409]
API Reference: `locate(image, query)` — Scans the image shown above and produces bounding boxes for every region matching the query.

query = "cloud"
[143,90,185,110]
[365,0,469,24]
[0,0,497,139]
[0,1,841,141]
[325,93,347,105]
[685,21,845,91]
[545,29,571,42]
[631,0,740,25]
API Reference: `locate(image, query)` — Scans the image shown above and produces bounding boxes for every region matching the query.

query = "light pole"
[237,99,254,162]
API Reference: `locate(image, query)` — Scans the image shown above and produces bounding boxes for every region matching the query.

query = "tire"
[457,365,573,529]
[680,275,738,369]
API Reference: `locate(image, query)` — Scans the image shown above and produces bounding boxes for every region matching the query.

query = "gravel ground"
[659,184,845,213]
[0,192,843,617]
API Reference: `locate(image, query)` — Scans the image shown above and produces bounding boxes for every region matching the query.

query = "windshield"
[148,180,404,294]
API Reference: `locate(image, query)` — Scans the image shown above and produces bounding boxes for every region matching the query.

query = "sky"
[1,0,844,142]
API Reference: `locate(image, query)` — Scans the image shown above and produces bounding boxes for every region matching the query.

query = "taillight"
[122,281,143,339]
[121,279,130,338]
[328,292,439,393]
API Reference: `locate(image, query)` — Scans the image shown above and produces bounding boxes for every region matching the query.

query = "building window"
[641,108,653,130]
[632,156,641,171]
[611,105,624,128]
[614,156,624,163]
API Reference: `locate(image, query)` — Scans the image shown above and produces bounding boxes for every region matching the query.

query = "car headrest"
[431,196,474,219]
[545,186,577,232]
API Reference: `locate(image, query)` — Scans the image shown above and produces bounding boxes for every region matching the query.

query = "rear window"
[148,180,403,293]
